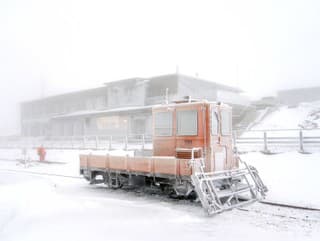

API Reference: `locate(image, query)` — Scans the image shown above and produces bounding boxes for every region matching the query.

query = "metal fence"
[0,134,153,151]
[0,129,320,153]
[234,128,320,153]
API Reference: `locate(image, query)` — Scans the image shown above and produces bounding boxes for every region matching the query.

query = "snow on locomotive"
[80,99,267,215]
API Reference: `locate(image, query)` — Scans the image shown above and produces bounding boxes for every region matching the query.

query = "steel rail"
[0,168,82,179]
[1,168,319,213]
[260,200,320,211]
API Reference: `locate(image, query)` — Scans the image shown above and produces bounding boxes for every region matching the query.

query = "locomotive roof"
[152,100,231,110]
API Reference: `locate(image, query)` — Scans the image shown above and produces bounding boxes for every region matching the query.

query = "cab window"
[211,110,219,135]
[154,112,173,136]
[221,109,232,135]
[176,110,198,136]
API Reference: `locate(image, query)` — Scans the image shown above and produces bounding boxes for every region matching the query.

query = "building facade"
[21,73,250,136]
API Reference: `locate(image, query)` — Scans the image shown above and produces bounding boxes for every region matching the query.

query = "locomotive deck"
[80,154,192,179]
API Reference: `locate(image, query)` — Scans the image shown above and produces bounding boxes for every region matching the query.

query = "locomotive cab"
[152,100,267,215]
[152,100,237,173]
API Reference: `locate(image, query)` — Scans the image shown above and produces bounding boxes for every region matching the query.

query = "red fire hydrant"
[37,146,46,162]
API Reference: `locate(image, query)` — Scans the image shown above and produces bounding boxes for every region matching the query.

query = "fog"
[0,0,320,135]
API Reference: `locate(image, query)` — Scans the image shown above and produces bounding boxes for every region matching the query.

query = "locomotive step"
[216,186,255,199]
[197,172,248,182]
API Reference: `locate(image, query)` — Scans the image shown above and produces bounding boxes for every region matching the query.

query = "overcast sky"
[0,0,320,135]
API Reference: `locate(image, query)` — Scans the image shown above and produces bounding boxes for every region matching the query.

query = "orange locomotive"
[80,99,267,215]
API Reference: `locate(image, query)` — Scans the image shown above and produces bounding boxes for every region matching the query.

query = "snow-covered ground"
[241,151,320,209]
[0,148,320,241]
[1,169,319,241]
[253,101,320,130]
[238,101,320,153]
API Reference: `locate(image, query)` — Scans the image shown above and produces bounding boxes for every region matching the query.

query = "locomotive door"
[210,104,226,172]
[214,146,226,171]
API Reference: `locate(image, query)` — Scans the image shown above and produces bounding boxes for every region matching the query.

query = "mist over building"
[20,73,250,137]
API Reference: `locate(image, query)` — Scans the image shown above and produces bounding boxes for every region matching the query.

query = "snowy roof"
[22,73,242,105]
[104,77,147,86]
[51,105,153,119]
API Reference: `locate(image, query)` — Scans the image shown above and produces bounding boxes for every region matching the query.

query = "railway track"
[0,168,82,179]
[260,200,320,211]
[1,167,319,213]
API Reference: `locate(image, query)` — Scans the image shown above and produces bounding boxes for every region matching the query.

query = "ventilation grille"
[176,149,202,159]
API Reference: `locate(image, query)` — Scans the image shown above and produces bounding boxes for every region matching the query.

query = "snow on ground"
[253,101,320,130]
[0,149,80,176]
[239,101,320,153]
[0,171,319,241]
[241,151,320,209]
[0,148,320,240]
[0,149,135,177]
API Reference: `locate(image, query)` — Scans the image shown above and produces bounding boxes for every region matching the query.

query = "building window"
[95,96,107,109]
[96,116,120,129]
[221,109,232,135]
[176,110,198,136]
[154,112,173,136]
[85,118,92,128]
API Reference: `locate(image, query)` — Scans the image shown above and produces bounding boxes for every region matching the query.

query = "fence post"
[263,132,269,153]
[124,136,128,150]
[109,136,112,150]
[142,134,145,151]
[299,130,304,153]
[71,136,74,149]
[83,136,86,149]
[95,136,99,150]
[60,137,62,149]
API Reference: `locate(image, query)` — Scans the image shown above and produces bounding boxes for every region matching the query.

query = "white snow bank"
[242,151,320,209]
[0,171,319,241]
[0,148,80,176]
[253,101,320,130]
[240,101,320,153]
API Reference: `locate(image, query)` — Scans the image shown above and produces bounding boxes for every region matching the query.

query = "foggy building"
[21,73,250,136]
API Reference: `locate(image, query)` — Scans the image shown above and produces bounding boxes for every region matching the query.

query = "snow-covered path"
[0,170,320,241]
[1,148,320,240]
